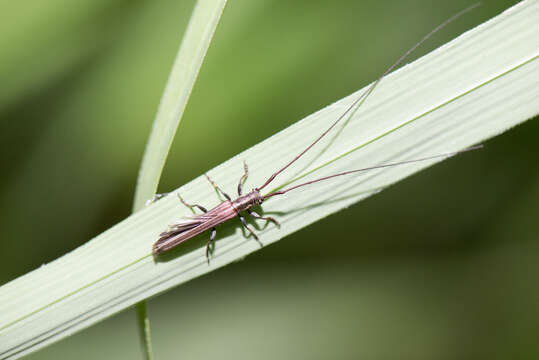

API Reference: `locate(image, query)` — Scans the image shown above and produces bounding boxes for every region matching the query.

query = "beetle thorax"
[231,189,263,212]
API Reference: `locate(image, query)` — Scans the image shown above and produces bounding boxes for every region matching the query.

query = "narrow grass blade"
[132,0,228,212]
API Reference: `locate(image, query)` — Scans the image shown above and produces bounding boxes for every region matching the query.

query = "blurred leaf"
[0,0,131,111]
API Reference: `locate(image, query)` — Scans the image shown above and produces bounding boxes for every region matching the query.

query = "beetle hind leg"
[177,194,208,214]
[205,227,217,264]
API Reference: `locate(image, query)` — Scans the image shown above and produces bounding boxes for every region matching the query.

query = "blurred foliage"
[1,0,537,359]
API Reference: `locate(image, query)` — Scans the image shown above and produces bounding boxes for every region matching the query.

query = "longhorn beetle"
[152,4,481,261]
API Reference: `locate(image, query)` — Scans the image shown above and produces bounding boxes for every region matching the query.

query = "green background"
[1,0,537,359]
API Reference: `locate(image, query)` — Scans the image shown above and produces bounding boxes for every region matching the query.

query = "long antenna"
[262,145,483,199]
[256,3,480,192]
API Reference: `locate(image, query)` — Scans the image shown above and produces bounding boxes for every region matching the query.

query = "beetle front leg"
[237,161,249,196]
[248,209,280,228]
[238,213,263,247]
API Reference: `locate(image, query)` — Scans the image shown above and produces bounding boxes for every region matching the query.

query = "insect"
[152,4,481,261]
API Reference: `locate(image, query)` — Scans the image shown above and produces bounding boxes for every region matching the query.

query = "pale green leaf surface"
[1,1,538,359]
